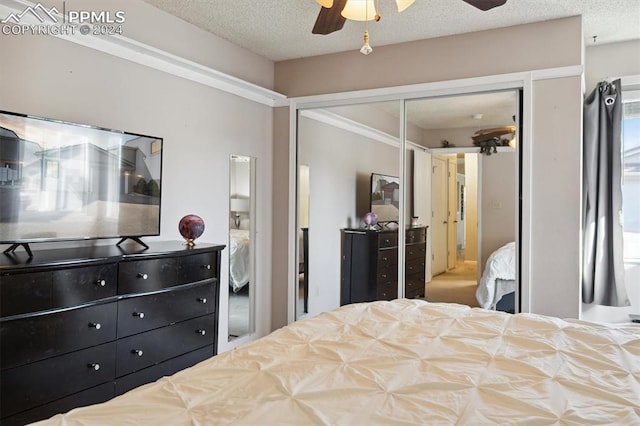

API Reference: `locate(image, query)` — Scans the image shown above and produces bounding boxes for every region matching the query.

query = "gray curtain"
[582,79,629,306]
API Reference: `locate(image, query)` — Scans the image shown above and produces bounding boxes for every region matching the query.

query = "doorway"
[426,153,480,306]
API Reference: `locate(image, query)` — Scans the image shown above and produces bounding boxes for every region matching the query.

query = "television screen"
[0,110,163,243]
[370,173,399,223]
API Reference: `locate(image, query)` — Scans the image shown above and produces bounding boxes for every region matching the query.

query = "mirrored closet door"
[295,101,403,319]
[405,91,520,312]
[293,88,522,320]
[228,154,255,340]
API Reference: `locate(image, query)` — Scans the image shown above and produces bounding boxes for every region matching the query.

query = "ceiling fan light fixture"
[341,0,377,21]
[360,30,373,55]
[315,0,334,8]
[395,0,416,12]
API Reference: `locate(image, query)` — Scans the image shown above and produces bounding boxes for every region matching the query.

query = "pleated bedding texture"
[35,299,640,425]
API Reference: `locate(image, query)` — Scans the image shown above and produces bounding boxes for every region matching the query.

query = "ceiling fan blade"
[461,0,507,11]
[312,0,348,35]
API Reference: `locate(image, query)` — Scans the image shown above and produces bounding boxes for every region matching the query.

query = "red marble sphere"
[178,214,205,241]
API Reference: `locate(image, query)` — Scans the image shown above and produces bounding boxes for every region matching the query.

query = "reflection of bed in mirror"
[229,229,250,292]
[476,241,516,312]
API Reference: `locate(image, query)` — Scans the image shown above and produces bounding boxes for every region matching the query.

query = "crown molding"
[0,0,287,107]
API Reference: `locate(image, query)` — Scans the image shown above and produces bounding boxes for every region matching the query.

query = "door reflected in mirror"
[228,154,254,340]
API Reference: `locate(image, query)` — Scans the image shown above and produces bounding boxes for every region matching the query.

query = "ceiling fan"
[312,0,508,35]
[472,125,515,144]
[471,124,516,154]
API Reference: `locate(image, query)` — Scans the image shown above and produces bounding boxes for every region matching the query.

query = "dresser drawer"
[405,274,425,299]
[377,248,398,268]
[1,382,114,426]
[0,263,117,318]
[118,257,179,294]
[177,251,217,283]
[377,281,398,301]
[52,263,117,308]
[115,345,213,396]
[117,282,216,338]
[0,271,53,317]
[116,314,214,377]
[406,227,426,244]
[377,266,397,285]
[378,232,398,248]
[1,302,117,370]
[406,258,426,277]
[0,342,116,418]
[405,243,426,261]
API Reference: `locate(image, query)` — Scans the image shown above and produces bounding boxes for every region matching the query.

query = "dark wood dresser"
[340,226,427,305]
[0,241,224,425]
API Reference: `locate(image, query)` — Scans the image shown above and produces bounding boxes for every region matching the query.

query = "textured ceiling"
[143,0,640,61]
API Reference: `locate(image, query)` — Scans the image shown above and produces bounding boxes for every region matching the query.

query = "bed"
[476,241,516,311]
[35,299,639,425]
[229,229,250,292]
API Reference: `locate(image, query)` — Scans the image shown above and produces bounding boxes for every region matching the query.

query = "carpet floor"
[425,260,480,307]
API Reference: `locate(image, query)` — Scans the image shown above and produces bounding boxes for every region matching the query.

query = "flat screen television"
[0,110,163,250]
[370,172,399,223]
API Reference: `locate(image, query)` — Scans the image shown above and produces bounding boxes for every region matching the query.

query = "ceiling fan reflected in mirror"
[312,0,508,54]
[472,125,516,154]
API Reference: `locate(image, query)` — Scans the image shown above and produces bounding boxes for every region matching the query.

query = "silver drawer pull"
[196,329,206,336]
[197,297,207,304]
[131,349,144,357]
[88,322,102,330]
[203,264,211,270]
[137,273,148,280]
[132,312,145,319]
[88,363,100,371]
[96,279,106,287]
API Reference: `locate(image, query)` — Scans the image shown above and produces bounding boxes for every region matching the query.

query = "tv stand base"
[116,237,149,250]
[3,243,34,258]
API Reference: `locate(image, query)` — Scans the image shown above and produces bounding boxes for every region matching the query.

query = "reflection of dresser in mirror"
[340,226,427,305]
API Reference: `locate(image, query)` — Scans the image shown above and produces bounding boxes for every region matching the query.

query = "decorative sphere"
[178,214,205,245]
[363,211,378,227]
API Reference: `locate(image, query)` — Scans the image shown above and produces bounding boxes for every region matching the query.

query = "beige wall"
[479,152,517,274]
[273,16,585,323]
[271,107,291,329]
[529,76,584,317]
[585,40,640,91]
[34,0,276,89]
[275,18,582,97]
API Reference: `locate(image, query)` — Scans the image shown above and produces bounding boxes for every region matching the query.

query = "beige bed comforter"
[36,299,640,425]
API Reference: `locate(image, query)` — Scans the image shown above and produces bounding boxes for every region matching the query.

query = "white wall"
[0,19,274,353]
[464,154,479,263]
